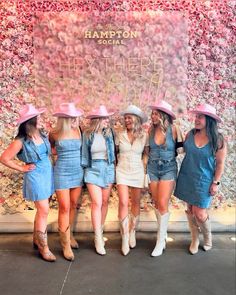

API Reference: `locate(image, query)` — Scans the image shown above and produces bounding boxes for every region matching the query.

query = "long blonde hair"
[150,110,173,137]
[51,117,78,138]
[125,114,145,140]
[84,118,112,139]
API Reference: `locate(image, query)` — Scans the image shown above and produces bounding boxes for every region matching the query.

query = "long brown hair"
[15,116,38,139]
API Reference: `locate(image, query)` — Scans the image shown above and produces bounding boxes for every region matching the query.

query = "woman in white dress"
[116,105,149,255]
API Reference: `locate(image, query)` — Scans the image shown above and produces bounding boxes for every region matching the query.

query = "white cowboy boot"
[197,216,212,251]
[185,211,200,254]
[129,213,140,249]
[151,209,170,257]
[120,216,130,256]
[94,227,106,255]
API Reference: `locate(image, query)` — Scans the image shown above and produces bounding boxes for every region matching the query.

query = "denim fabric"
[147,159,177,181]
[22,142,54,201]
[148,126,175,161]
[17,132,51,163]
[174,130,216,208]
[147,126,177,181]
[84,159,115,188]
[81,129,115,167]
[54,139,84,190]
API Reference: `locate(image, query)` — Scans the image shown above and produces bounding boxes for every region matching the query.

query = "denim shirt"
[17,132,51,164]
[81,129,115,167]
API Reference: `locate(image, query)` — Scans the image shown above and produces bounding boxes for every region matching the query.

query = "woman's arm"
[0,140,35,172]
[48,132,57,155]
[209,143,227,196]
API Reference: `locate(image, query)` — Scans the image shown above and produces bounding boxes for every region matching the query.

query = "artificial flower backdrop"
[0,0,235,214]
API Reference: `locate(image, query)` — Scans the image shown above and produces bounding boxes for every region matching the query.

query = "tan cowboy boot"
[59,226,75,261]
[35,230,56,262]
[70,227,79,249]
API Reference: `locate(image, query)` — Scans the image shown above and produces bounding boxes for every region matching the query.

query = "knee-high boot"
[70,225,79,249]
[94,227,106,255]
[33,220,38,249]
[185,211,200,254]
[59,226,74,261]
[35,230,56,262]
[129,213,140,249]
[151,209,170,257]
[120,216,130,256]
[197,216,212,251]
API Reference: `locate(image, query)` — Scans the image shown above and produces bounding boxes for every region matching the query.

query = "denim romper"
[17,133,54,201]
[54,139,84,190]
[174,130,216,208]
[147,126,177,181]
[81,130,115,188]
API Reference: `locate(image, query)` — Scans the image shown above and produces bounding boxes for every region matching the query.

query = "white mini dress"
[115,130,148,188]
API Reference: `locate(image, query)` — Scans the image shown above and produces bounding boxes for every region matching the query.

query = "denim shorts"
[84,160,115,188]
[147,158,177,181]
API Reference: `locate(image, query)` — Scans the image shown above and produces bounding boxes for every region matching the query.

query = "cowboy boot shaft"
[120,216,130,256]
[59,226,74,261]
[129,213,140,249]
[197,217,212,251]
[185,211,200,255]
[151,209,170,257]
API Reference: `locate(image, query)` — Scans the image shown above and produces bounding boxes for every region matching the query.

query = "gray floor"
[0,233,235,295]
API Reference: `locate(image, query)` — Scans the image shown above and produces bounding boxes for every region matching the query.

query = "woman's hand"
[21,164,36,173]
[209,183,219,196]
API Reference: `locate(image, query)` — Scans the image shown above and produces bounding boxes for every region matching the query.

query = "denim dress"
[147,126,177,181]
[17,133,54,201]
[81,130,115,188]
[174,130,216,208]
[54,139,84,190]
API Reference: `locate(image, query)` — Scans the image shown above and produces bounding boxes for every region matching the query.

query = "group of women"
[0,99,227,262]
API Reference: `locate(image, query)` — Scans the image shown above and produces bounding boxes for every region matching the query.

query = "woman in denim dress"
[49,103,84,261]
[0,104,56,262]
[147,100,178,257]
[81,105,115,255]
[174,104,227,254]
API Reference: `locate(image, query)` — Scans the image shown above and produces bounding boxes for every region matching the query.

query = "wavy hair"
[124,114,145,140]
[150,110,173,138]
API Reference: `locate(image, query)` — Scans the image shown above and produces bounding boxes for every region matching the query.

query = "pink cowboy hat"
[149,100,176,119]
[17,104,46,125]
[190,103,221,122]
[86,105,114,119]
[53,102,83,117]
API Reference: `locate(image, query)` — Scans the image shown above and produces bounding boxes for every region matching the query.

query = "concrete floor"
[0,233,235,295]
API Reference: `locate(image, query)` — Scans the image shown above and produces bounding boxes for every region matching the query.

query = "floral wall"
[0,0,235,214]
